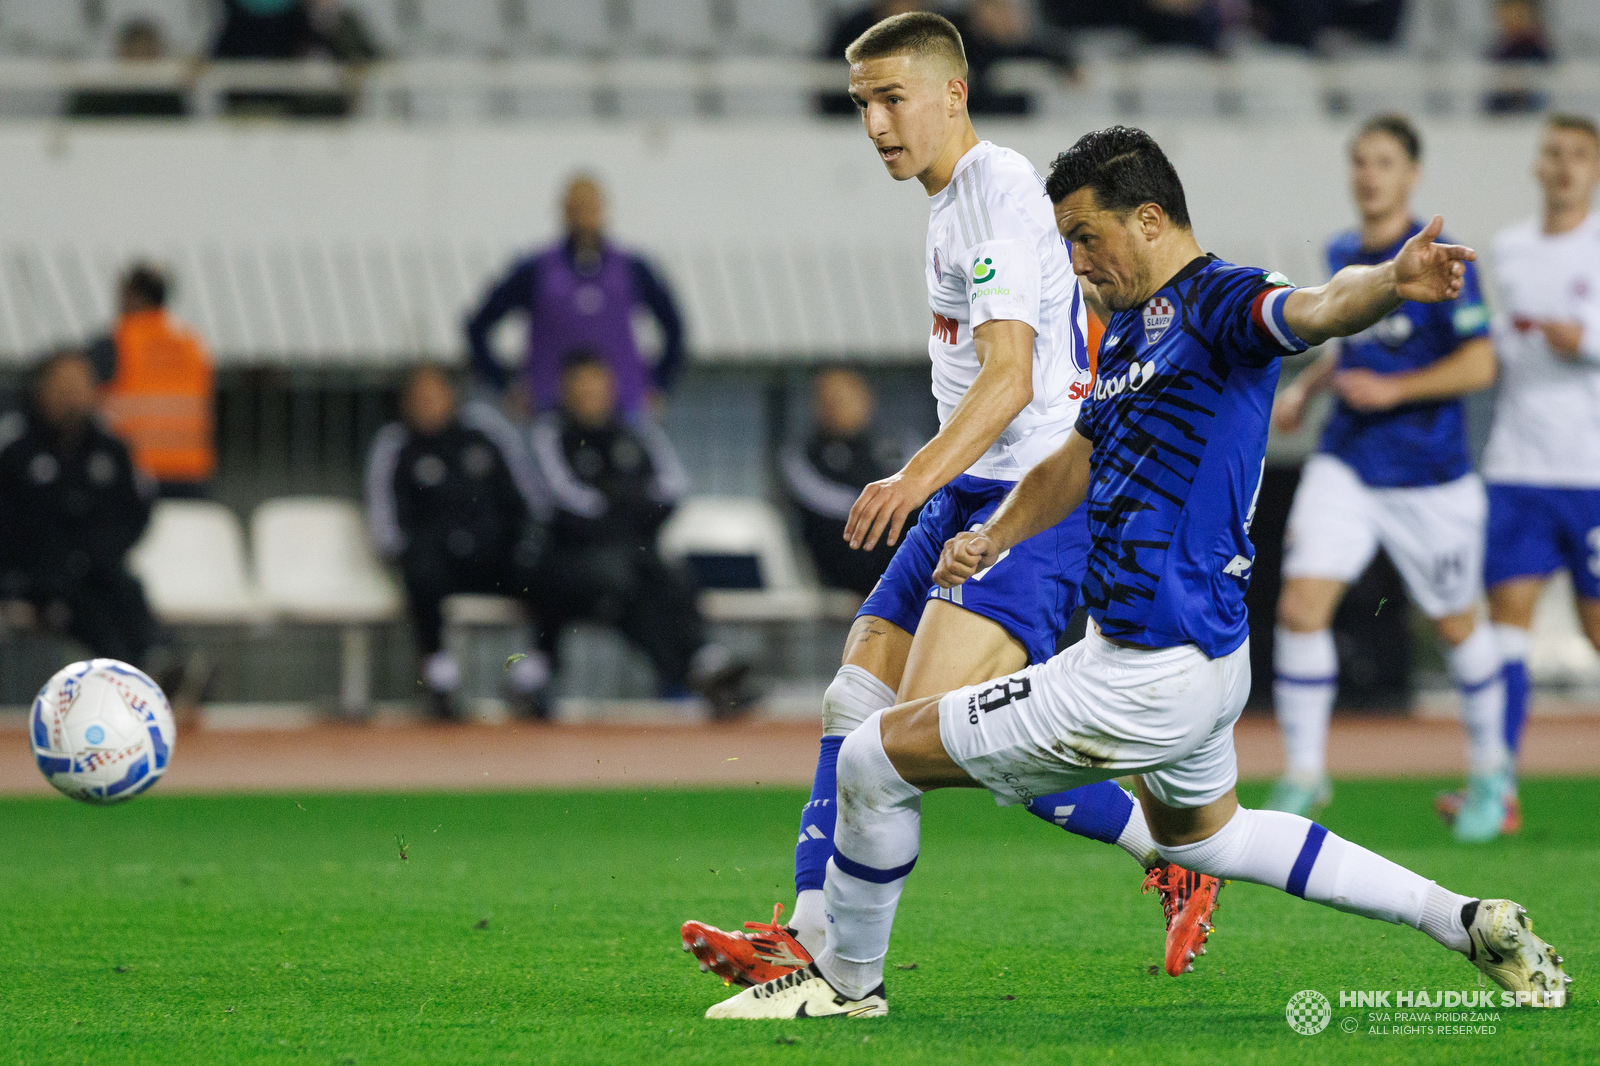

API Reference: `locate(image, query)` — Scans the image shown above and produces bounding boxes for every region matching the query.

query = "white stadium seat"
[128,500,272,625]
[252,497,403,715]
[658,495,857,622]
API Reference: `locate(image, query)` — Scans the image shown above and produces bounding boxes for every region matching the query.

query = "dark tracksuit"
[0,411,160,664]
[527,411,707,691]
[780,430,913,596]
[364,403,551,658]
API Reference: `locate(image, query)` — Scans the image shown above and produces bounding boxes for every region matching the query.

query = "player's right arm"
[933,427,1093,588]
[844,316,1036,551]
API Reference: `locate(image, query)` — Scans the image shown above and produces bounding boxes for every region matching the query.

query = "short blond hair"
[844,11,967,80]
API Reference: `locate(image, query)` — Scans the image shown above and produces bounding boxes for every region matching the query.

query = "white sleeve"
[528,415,608,519]
[964,236,1041,334]
[1576,267,1600,365]
[363,422,407,559]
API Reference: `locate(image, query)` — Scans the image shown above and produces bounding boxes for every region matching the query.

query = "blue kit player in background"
[1445,114,1600,834]
[679,11,1221,990]
[1266,115,1509,841]
[704,124,1569,1022]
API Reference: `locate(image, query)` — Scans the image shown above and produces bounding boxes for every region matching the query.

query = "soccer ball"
[30,658,176,805]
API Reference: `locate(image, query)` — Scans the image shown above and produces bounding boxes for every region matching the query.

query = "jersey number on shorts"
[968,677,1032,724]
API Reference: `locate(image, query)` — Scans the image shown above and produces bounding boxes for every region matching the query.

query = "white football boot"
[704,963,888,1019]
[1463,899,1572,1007]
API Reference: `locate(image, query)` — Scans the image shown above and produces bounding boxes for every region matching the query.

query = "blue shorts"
[1484,483,1600,598]
[858,473,1089,665]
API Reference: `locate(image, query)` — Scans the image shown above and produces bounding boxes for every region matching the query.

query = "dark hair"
[1548,112,1600,143]
[1045,126,1190,228]
[844,11,967,78]
[121,262,168,308]
[1356,114,1422,162]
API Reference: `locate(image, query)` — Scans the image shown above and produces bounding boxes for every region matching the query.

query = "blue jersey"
[1074,256,1308,657]
[1317,222,1490,488]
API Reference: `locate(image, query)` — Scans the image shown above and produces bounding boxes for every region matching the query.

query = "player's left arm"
[1282,216,1475,347]
[1334,336,1496,412]
[845,318,1035,550]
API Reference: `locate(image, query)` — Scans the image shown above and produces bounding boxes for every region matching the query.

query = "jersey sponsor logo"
[932,312,958,345]
[972,256,996,284]
[967,676,1032,723]
[1068,380,1092,400]
[1452,302,1489,336]
[1223,554,1253,577]
[1142,296,1174,343]
[1092,356,1157,402]
[1353,310,1413,348]
[933,248,943,284]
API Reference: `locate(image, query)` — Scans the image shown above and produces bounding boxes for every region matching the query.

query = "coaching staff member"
[0,351,161,667]
[365,365,554,720]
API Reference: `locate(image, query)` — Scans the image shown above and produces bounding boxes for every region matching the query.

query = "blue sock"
[1502,657,1530,755]
[1026,780,1135,844]
[794,735,844,894]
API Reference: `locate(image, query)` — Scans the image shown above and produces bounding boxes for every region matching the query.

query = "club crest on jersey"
[1142,297,1175,343]
[933,248,943,284]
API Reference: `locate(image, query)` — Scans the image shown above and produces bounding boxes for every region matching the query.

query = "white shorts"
[1282,454,1486,619]
[938,627,1252,810]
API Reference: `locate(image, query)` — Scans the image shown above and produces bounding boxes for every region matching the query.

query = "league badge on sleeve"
[1142,296,1175,343]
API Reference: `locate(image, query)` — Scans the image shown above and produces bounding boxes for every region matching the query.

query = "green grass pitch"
[1,777,1594,1065]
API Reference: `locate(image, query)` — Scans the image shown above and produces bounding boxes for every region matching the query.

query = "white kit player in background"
[1265,115,1507,841]
[1464,114,1600,831]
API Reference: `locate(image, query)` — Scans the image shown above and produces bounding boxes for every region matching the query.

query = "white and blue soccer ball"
[30,658,176,805]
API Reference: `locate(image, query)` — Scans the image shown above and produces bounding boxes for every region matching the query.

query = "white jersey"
[1482,212,1600,487]
[926,141,1092,481]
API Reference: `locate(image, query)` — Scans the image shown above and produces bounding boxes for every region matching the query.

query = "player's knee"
[1276,585,1331,633]
[1580,608,1600,653]
[1433,610,1479,647]
[821,664,896,737]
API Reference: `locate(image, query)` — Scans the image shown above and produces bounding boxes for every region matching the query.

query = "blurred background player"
[1266,115,1506,841]
[681,12,1218,992]
[466,174,686,420]
[97,264,217,500]
[528,352,753,717]
[1447,114,1600,833]
[365,365,553,720]
[781,368,917,595]
[0,353,166,682]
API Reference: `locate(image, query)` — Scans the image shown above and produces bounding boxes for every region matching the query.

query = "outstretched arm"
[1283,216,1475,348]
[844,317,1035,551]
[933,428,1093,588]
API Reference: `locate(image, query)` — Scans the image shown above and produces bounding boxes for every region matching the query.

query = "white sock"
[1116,796,1161,869]
[820,664,896,737]
[1155,806,1471,952]
[1493,622,1530,668]
[817,711,921,1000]
[1273,627,1337,779]
[424,650,460,693]
[1448,623,1507,775]
[791,889,825,944]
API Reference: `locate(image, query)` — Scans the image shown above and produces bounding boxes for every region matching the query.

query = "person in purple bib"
[466,174,686,418]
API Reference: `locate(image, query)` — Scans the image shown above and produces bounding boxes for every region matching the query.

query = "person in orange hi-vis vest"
[100,263,216,495]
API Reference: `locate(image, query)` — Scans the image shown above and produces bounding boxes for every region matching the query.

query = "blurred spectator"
[781,369,915,596]
[955,0,1078,116]
[466,175,686,419]
[212,0,378,116]
[528,353,753,717]
[1249,0,1404,52]
[98,264,216,499]
[1485,0,1553,115]
[818,1,927,114]
[306,0,382,63]
[1041,0,1224,53]
[0,352,160,670]
[365,366,554,720]
[66,19,187,120]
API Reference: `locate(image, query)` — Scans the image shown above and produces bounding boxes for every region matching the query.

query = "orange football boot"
[1142,862,1224,976]
[680,903,813,988]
